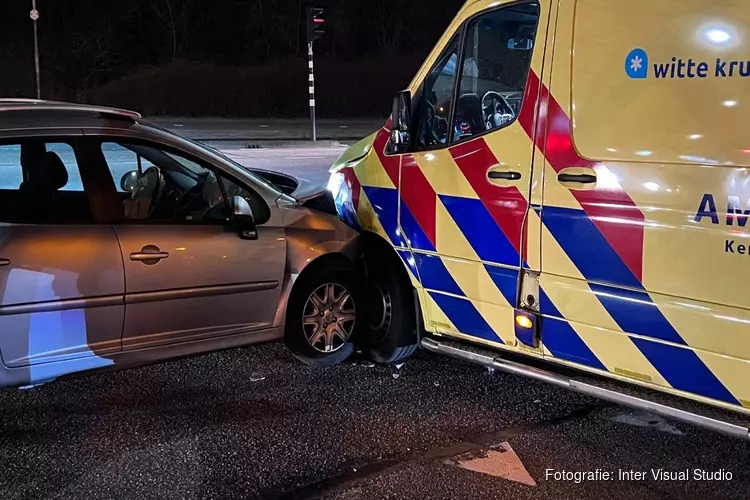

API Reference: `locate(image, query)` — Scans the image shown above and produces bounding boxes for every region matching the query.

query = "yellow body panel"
[330,0,750,416]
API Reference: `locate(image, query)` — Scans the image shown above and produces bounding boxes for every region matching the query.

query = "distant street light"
[30,0,41,99]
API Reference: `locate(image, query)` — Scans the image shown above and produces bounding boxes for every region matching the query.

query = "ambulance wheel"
[362,250,419,364]
[285,267,363,367]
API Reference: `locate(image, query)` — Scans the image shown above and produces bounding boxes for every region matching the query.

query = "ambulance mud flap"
[421,337,750,441]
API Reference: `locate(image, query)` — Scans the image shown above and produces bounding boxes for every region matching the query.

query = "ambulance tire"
[362,251,419,364]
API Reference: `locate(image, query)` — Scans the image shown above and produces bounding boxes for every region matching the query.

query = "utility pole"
[306,7,325,142]
[30,0,41,99]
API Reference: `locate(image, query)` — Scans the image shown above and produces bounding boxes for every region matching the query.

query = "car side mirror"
[120,170,140,193]
[231,195,258,240]
[388,90,412,154]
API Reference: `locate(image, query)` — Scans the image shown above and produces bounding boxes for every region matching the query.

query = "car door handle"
[0,258,9,267]
[557,173,597,184]
[130,252,169,262]
[130,245,169,265]
[487,170,522,181]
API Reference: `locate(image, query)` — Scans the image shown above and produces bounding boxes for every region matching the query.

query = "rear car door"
[539,0,750,410]
[95,138,285,350]
[393,0,548,348]
[0,135,124,385]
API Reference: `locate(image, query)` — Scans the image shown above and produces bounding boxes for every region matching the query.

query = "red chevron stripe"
[449,139,528,263]
[373,127,437,248]
[342,167,361,211]
[520,72,645,282]
[373,127,400,184]
[400,154,437,247]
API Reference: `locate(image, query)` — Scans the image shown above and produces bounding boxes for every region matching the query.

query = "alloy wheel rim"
[303,283,356,353]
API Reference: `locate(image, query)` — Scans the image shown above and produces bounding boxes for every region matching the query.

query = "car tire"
[361,251,419,364]
[285,268,363,367]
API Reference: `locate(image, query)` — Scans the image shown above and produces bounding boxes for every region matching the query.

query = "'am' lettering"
[727,196,750,227]
[694,193,719,224]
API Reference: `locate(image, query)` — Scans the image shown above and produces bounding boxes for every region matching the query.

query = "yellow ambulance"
[326,0,750,438]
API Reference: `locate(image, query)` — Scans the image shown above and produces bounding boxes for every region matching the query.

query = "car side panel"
[115,224,285,349]
[0,224,124,383]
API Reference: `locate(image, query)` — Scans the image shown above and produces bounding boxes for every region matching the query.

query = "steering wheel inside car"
[421,100,449,146]
[481,91,516,130]
[128,166,165,219]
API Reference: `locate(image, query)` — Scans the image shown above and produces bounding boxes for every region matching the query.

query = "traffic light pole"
[308,42,317,142]
[31,0,41,99]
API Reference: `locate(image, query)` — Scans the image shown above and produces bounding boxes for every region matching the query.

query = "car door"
[538,0,750,409]
[392,1,547,348]
[96,138,285,350]
[0,135,124,385]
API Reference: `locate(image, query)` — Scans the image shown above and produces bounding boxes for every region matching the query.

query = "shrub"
[86,57,421,118]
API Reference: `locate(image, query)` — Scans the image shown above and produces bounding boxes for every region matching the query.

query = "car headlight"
[327,171,346,200]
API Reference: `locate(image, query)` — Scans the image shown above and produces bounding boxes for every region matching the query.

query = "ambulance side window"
[452,3,540,143]
[416,36,461,149]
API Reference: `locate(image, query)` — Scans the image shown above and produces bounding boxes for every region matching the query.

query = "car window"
[417,35,461,149]
[0,140,93,223]
[100,141,231,224]
[452,3,540,143]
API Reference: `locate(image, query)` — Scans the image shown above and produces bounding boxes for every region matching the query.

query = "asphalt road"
[149,118,385,141]
[0,343,748,500]
[0,142,343,191]
[220,146,345,187]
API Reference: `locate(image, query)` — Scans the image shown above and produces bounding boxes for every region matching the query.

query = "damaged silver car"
[0,99,361,388]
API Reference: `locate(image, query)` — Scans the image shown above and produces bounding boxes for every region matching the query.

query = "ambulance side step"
[421,336,750,440]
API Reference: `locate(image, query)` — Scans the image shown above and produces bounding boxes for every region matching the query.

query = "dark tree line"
[0,0,465,116]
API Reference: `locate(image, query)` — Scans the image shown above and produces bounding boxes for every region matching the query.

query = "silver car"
[0,99,362,388]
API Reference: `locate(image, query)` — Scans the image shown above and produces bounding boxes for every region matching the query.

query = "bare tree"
[152,0,199,61]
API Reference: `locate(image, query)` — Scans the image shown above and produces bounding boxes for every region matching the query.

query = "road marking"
[446,442,536,486]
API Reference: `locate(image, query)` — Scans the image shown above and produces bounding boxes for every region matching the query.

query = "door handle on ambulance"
[558,173,597,184]
[0,258,9,267]
[487,170,522,181]
[557,167,598,187]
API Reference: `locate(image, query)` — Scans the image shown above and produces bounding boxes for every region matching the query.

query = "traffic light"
[306,7,325,43]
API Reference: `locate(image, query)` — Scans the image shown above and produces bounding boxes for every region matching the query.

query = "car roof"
[0,99,145,136]
[0,99,141,120]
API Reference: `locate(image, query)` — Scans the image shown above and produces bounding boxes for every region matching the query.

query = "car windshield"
[143,122,283,195]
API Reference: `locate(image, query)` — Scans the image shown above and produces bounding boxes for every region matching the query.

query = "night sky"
[0,0,466,117]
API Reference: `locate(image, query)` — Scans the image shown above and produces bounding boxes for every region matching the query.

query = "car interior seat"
[17,150,70,220]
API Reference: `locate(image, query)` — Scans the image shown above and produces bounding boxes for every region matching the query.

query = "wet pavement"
[0,343,747,500]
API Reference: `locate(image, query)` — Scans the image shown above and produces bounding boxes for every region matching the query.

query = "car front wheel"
[285,268,362,366]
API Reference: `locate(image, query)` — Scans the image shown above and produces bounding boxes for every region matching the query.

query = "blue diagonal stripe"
[589,283,685,346]
[540,290,607,371]
[430,292,504,345]
[543,206,641,289]
[543,206,737,405]
[439,194,519,266]
[396,250,420,281]
[631,338,740,405]
[401,196,436,252]
[363,187,405,247]
[484,264,517,306]
[413,253,463,297]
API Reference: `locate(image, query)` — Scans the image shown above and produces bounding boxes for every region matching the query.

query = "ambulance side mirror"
[508,37,533,51]
[389,90,412,154]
